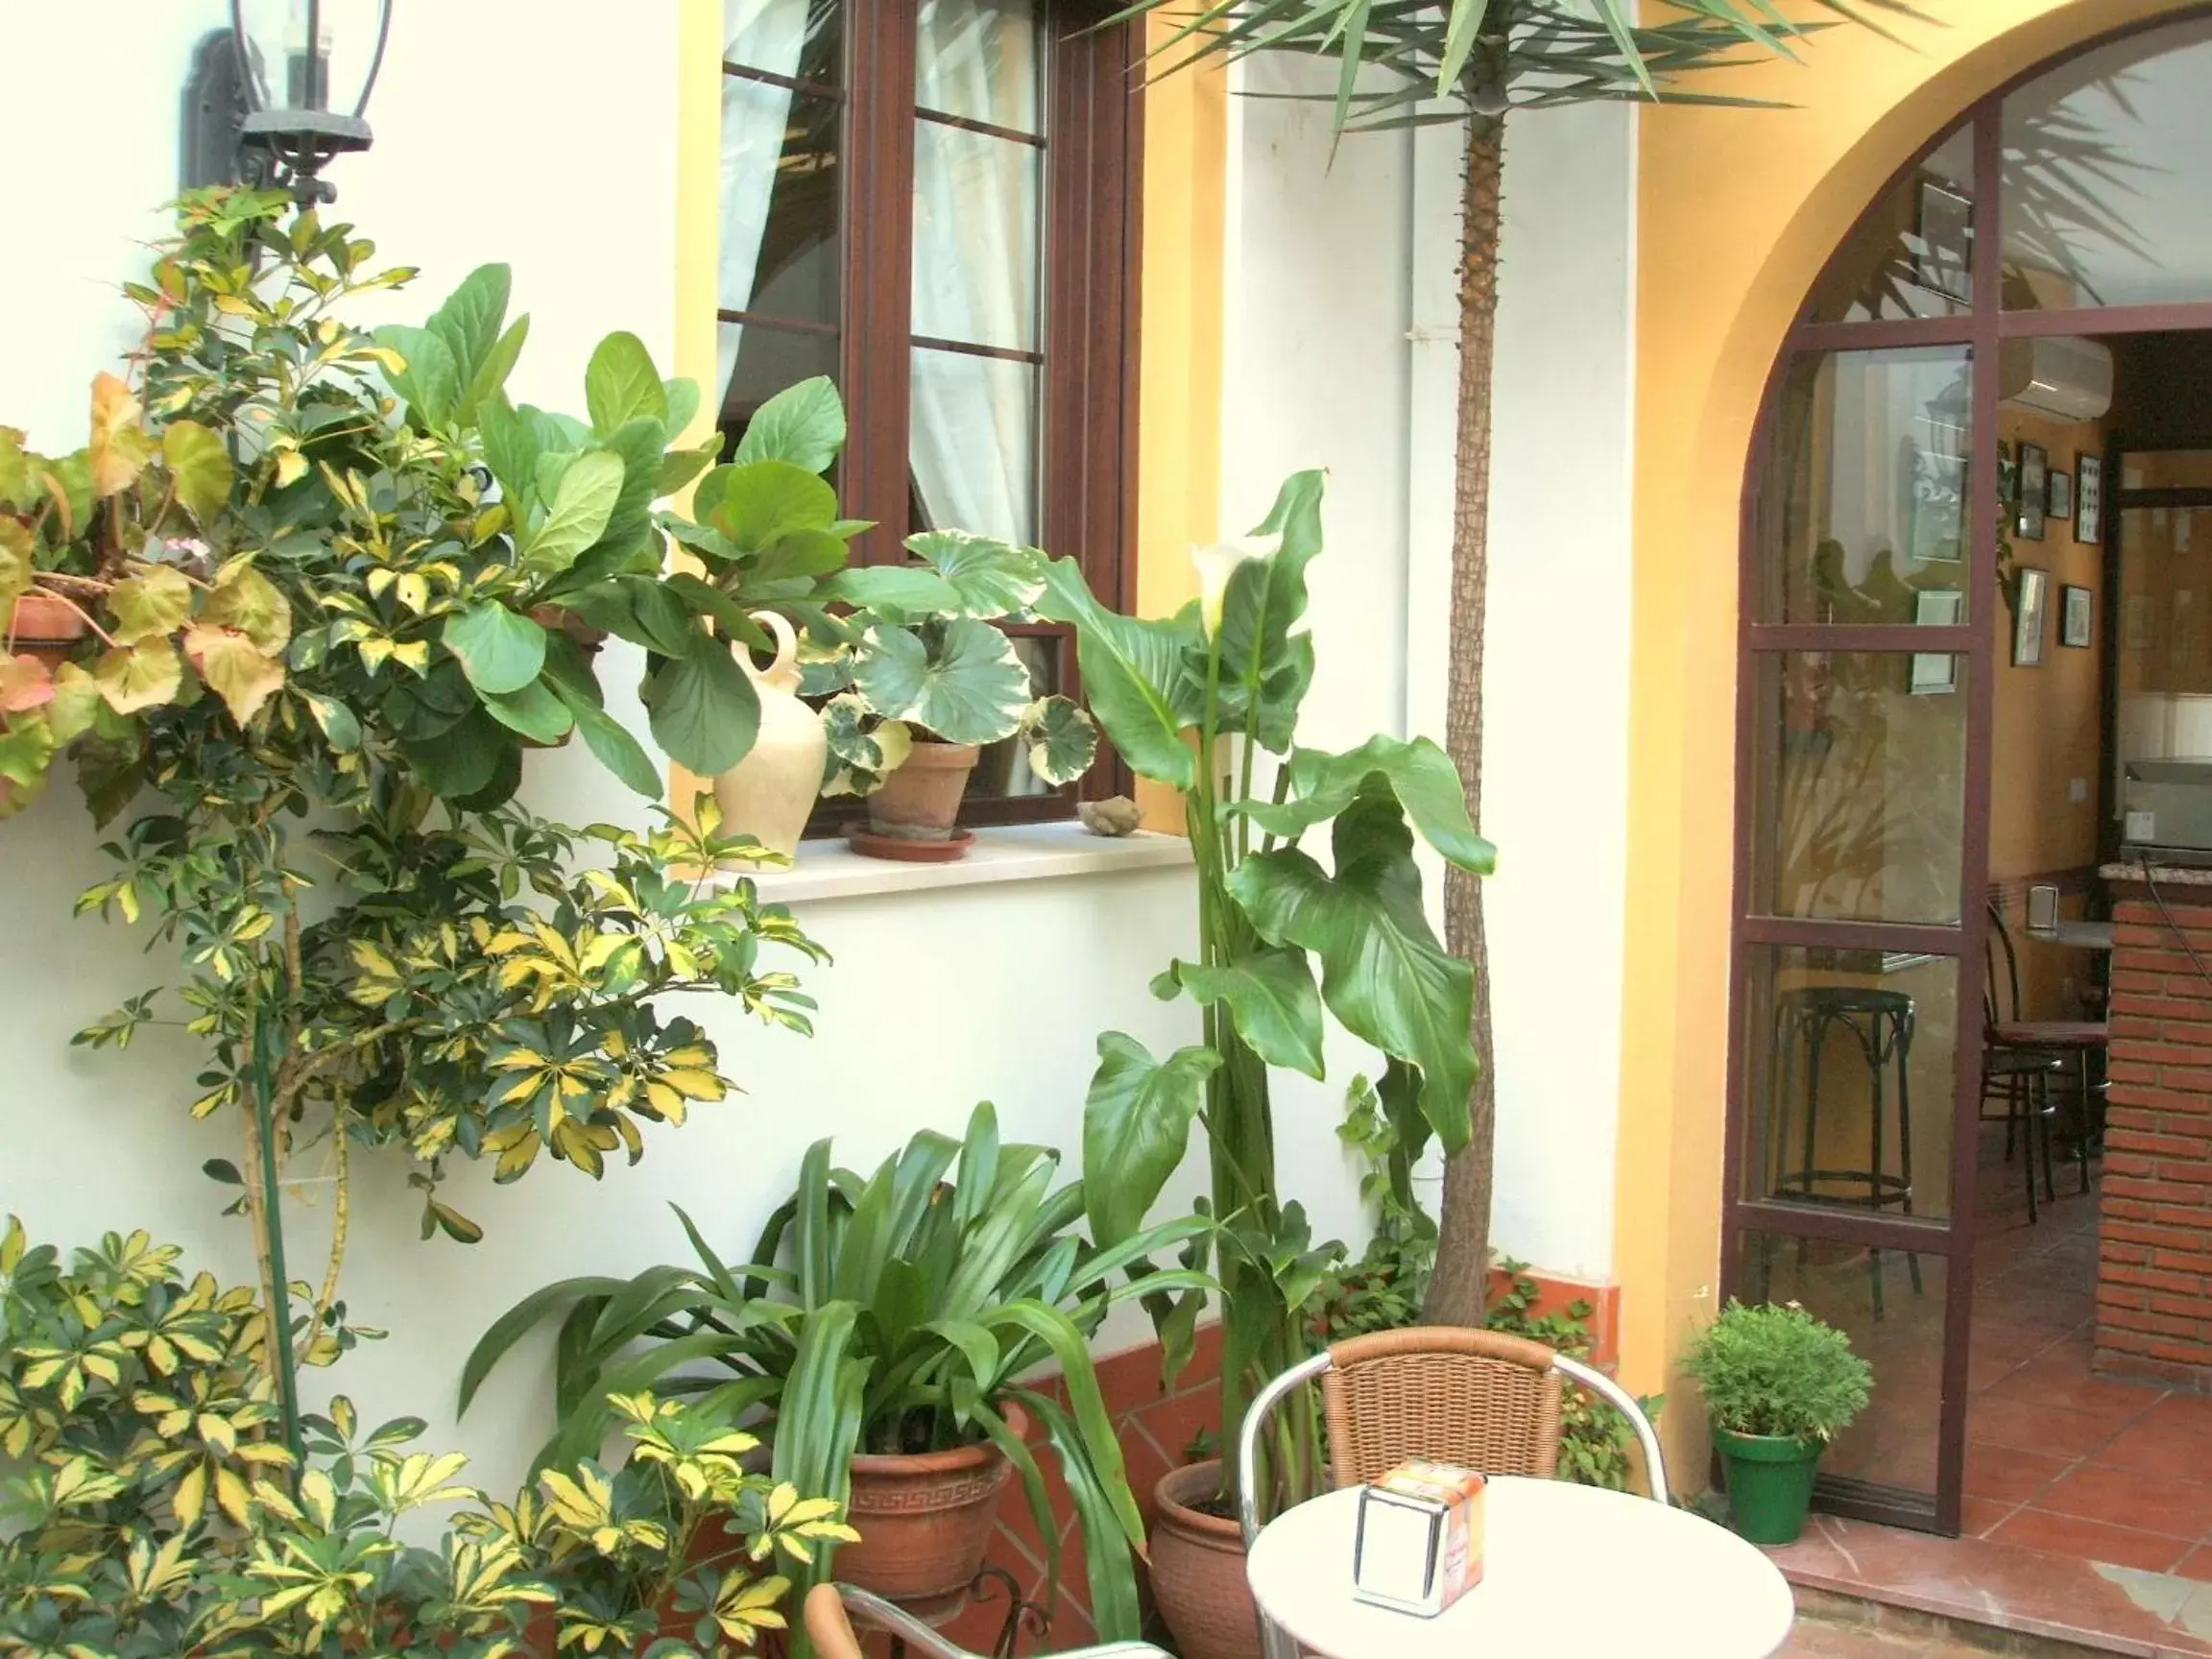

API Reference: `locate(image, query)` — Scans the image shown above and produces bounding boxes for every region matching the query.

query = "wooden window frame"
[719,1,1143,831]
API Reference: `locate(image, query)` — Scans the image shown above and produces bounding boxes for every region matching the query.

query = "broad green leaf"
[851,618,1029,746]
[1215,469,1325,752]
[443,602,547,695]
[1034,557,1202,790]
[180,625,284,725]
[398,706,506,799]
[518,448,624,581]
[905,530,1046,618]
[1022,695,1096,785]
[460,315,530,423]
[302,690,362,750]
[1156,949,1325,1078]
[595,418,670,559]
[585,330,667,436]
[478,396,539,509]
[0,521,31,604]
[160,420,232,525]
[373,325,461,427]
[482,677,573,745]
[45,662,103,742]
[92,640,180,713]
[1226,789,1475,1150]
[107,565,191,645]
[0,652,51,713]
[709,459,839,553]
[1228,733,1495,873]
[424,263,511,390]
[553,683,661,797]
[1080,1032,1220,1246]
[87,373,153,497]
[662,375,702,438]
[203,562,289,655]
[820,693,908,797]
[0,714,55,800]
[822,565,962,618]
[642,633,761,775]
[733,375,845,473]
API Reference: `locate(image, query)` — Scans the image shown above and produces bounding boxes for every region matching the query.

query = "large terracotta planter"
[712,612,826,859]
[862,741,979,847]
[1150,1459,1264,1659]
[834,1401,1023,1620]
[9,591,88,668]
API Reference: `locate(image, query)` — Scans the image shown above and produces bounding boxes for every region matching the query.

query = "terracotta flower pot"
[862,741,979,847]
[834,1401,1023,1619]
[1149,1459,1264,1659]
[8,591,88,668]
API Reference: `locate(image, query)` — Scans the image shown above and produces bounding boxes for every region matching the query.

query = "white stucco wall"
[0,0,1209,1503]
[1226,65,1638,1281]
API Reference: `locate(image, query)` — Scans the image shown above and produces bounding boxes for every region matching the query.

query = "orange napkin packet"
[1351,1459,1487,1617]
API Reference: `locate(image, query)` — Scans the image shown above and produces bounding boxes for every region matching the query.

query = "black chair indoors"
[1983,899,2103,1220]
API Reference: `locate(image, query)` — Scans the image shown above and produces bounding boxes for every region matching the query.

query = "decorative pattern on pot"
[832,1401,1024,1616]
[712,611,826,860]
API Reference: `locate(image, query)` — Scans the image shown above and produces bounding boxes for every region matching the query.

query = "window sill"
[716,822,1192,904]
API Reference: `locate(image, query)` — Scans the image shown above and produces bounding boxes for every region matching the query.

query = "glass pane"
[1808,127,1975,324]
[909,348,1037,544]
[233,0,387,111]
[970,635,1066,800]
[917,0,1044,133]
[1740,946,1958,1222]
[2121,448,2212,491]
[1746,652,1967,925]
[718,323,839,447]
[1736,1228,1950,1499]
[2002,15,2212,309]
[912,124,1042,351]
[728,0,842,86]
[2115,503,2212,837]
[1757,348,1976,625]
[721,84,841,326]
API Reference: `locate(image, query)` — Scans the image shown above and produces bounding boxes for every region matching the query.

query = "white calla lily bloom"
[1192,534,1284,638]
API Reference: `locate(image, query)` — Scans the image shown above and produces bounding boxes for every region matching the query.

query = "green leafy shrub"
[0,1216,851,1657]
[465,1102,1209,1644]
[1683,1300,1872,1442]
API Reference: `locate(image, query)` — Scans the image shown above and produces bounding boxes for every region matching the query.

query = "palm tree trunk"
[1422,115,1504,1328]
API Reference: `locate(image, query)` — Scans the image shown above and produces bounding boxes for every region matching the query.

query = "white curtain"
[718,0,808,402]
[908,0,1042,545]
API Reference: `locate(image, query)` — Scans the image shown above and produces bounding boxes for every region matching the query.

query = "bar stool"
[1767,985,1924,1317]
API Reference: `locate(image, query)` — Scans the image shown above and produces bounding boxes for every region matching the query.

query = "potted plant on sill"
[1035,470,1495,1659]
[464,1102,1210,1649]
[1684,1299,1873,1545]
[816,531,1098,859]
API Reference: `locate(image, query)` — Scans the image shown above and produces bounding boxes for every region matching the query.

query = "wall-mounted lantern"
[182,1,394,207]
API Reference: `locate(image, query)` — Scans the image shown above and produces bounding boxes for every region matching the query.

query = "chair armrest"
[833,1584,973,1659]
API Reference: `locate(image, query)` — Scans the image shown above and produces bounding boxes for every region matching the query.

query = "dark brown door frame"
[1722,6,2212,1539]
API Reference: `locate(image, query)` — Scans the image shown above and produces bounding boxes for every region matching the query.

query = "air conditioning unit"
[1999,334,2114,421]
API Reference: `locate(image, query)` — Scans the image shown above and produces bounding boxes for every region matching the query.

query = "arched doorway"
[1724,11,2212,1538]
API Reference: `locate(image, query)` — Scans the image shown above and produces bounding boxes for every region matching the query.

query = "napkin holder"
[1351,1459,1486,1617]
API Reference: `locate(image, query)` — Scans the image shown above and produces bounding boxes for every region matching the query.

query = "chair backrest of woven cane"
[1320,1327,1564,1488]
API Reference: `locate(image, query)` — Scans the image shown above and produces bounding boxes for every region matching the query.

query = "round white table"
[1245,1477,1796,1658]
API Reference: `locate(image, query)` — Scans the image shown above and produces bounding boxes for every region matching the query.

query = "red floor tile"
[1961,1497,2019,1538]
[1986,1506,2195,1574]
[1978,1349,2169,1417]
[2090,1416,2212,1477]
[1960,1445,2071,1504]
[2178,1546,2212,1583]
[2034,1462,2212,1537]
[1965,1397,2130,1461]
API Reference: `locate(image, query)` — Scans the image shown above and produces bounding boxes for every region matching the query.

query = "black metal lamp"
[182,0,393,207]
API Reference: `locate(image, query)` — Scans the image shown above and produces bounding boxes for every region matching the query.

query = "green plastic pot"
[1713,1426,1824,1545]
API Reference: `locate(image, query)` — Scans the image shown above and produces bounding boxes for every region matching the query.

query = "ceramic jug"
[711,611,825,860]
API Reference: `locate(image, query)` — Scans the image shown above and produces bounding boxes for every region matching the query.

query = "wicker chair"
[803,1581,1171,1659]
[1236,1328,1670,1658]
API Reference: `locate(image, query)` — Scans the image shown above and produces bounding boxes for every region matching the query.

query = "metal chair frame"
[806,1580,1171,1659]
[1234,1332,1671,1659]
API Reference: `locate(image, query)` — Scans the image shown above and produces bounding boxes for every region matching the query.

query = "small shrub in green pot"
[1683,1300,1873,1545]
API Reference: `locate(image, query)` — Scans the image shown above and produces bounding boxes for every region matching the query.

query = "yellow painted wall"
[668,4,1223,835]
[1618,0,2209,1479]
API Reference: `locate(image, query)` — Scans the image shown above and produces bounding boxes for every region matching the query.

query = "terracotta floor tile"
[1987,1506,2194,1574]
[2141,1392,2212,1433]
[2092,1417,2212,1477]
[1960,1444,2072,1504]
[2035,1462,2212,1537]
[1962,1497,2019,1537]
[1966,1397,2130,1460]
[2178,1546,2212,1583]
[1979,1349,2169,1417]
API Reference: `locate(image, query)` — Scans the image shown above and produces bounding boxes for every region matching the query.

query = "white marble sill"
[708,821,1193,904]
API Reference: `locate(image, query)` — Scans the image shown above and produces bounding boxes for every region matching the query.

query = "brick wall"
[2101,896,2212,1387]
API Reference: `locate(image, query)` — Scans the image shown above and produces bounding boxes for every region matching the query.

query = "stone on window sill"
[709,821,1192,904]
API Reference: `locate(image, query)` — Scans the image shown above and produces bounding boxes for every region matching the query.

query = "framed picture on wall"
[2049,469,2074,520]
[2077,452,2104,544]
[2060,584,2094,648]
[1997,439,2019,507]
[1910,589,1965,692]
[2013,566,2050,665]
[1907,442,1966,564]
[2017,442,2049,541]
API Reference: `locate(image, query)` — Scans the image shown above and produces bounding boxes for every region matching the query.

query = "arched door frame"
[1722,5,2212,1538]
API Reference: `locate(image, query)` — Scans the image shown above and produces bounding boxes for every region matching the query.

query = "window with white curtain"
[716,0,1140,821]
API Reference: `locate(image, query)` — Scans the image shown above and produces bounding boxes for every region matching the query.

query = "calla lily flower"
[1192,534,1284,638]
